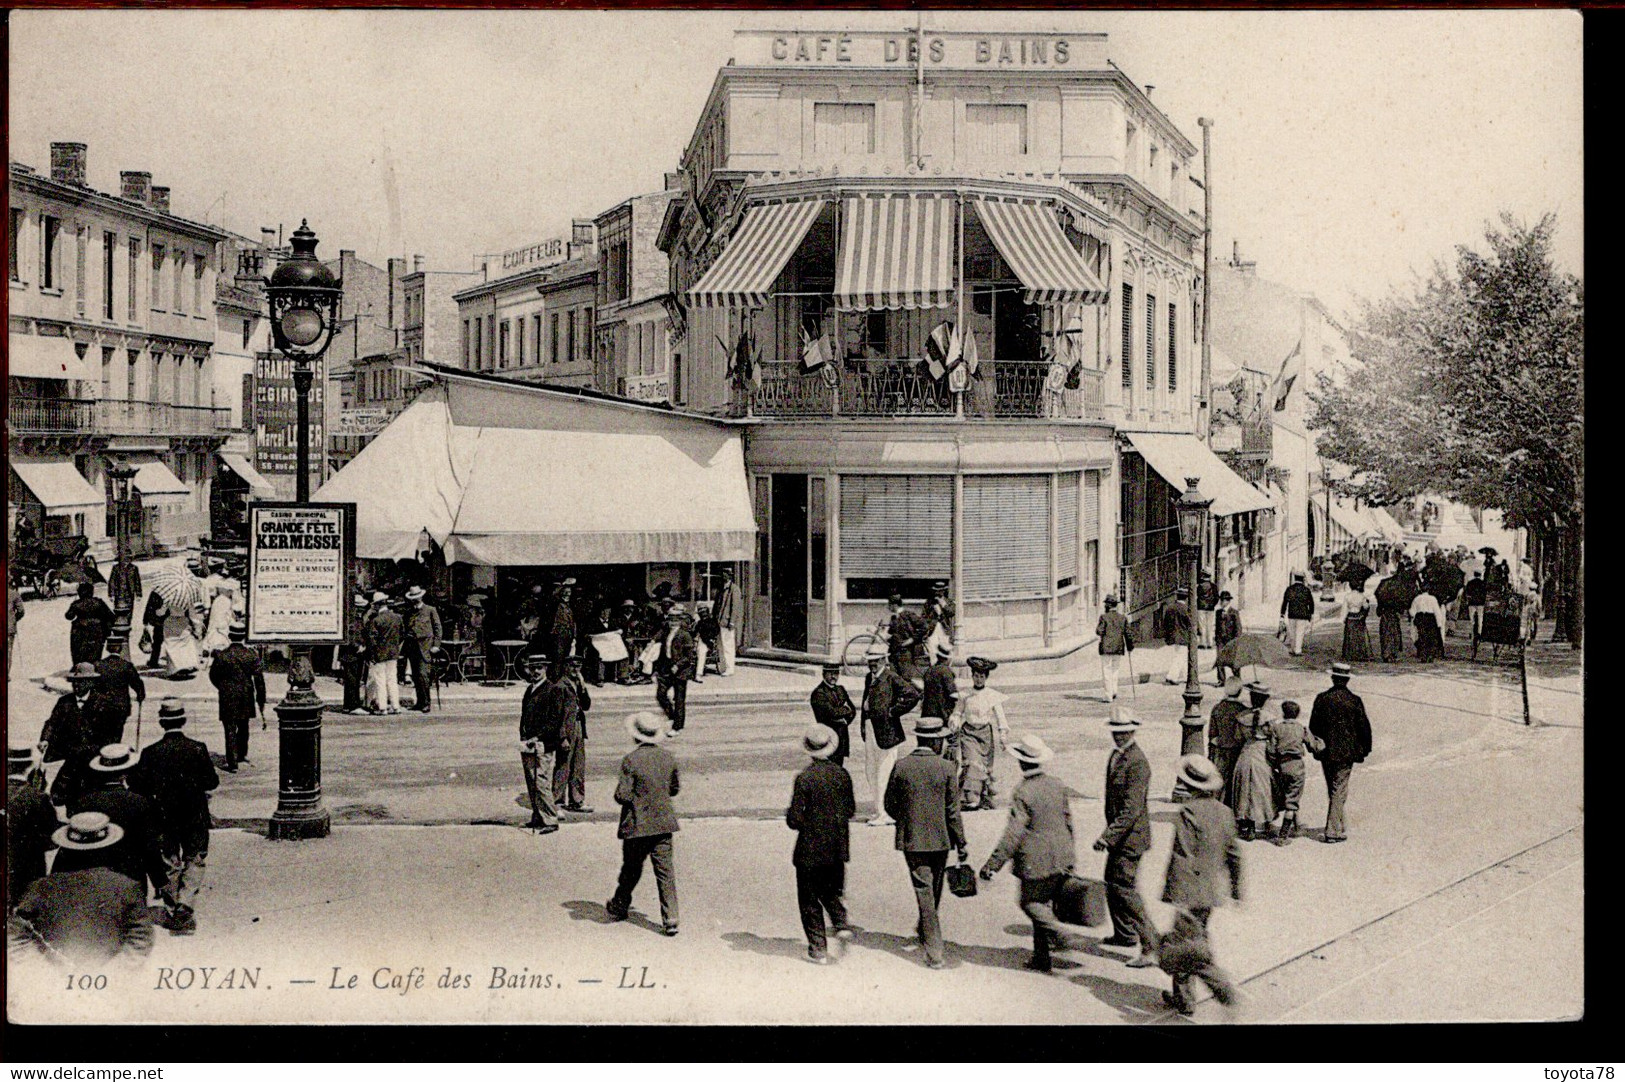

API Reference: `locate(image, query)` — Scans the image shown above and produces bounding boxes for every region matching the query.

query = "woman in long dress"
[1410,589,1446,662]
[1341,589,1373,662]
[1229,686,1277,841]
[161,601,203,679]
[199,583,237,656]
[951,656,1009,811]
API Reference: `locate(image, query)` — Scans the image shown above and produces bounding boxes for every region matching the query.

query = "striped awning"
[834,193,955,311]
[686,199,825,309]
[973,198,1109,306]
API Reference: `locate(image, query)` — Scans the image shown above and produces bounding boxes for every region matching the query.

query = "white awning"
[1121,431,1273,518]
[8,334,95,382]
[835,193,955,311]
[10,459,104,514]
[217,451,275,498]
[315,379,756,566]
[1328,498,1371,538]
[131,460,191,506]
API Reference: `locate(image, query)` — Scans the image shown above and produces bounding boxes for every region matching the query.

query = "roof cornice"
[10,168,230,242]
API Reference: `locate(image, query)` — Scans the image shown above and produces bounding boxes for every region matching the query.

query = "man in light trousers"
[713,567,739,677]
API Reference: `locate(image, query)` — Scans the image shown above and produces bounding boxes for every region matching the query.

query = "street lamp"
[105,456,138,658]
[1176,477,1213,778]
[263,220,342,841]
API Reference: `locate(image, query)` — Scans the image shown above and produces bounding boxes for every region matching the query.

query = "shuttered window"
[1058,473,1080,588]
[840,475,951,579]
[814,103,877,155]
[963,475,1050,600]
[1168,303,1178,391]
[1145,291,1157,389]
[965,104,1028,157]
[1084,470,1102,542]
[1120,283,1134,388]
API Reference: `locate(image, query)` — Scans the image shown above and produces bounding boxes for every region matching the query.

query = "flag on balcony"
[924,320,962,381]
[1272,338,1303,411]
[720,330,760,391]
[800,327,833,374]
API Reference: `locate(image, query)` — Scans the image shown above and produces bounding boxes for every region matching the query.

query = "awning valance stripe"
[973,198,1109,306]
[686,200,825,310]
[10,459,105,514]
[1121,431,1273,519]
[217,451,275,498]
[131,460,191,505]
[835,193,955,311]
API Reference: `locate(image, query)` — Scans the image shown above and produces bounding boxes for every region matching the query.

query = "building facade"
[595,187,681,403]
[455,223,599,390]
[655,29,1264,664]
[9,142,230,558]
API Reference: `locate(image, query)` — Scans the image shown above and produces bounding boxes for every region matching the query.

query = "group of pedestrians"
[352,586,441,715]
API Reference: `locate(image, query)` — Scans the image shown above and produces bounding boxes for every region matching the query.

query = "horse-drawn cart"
[9,535,102,599]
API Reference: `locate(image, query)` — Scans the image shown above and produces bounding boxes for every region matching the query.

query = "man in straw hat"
[920,640,960,755]
[1095,595,1135,703]
[809,662,857,766]
[518,653,564,834]
[1158,755,1243,1016]
[9,812,154,963]
[363,590,404,714]
[860,643,920,827]
[787,724,856,964]
[128,700,218,934]
[62,745,166,901]
[208,621,264,772]
[883,717,968,969]
[654,604,697,735]
[1308,661,1372,844]
[559,656,594,813]
[1094,711,1158,968]
[1212,590,1242,688]
[40,662,101,771]
[401,585,442,713]
[7,741,59,909]
[978,734,1074,973]
[607,712,681,935]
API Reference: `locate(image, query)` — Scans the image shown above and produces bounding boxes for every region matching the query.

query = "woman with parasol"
[1341,582,1373,662]
[148,563,207,679]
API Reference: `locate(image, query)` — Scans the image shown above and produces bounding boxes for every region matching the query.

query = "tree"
[1309,214,1583,644]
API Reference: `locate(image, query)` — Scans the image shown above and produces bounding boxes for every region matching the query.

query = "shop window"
[840,475,951,597]
[814,102,876,155]
[963,474,1050,600]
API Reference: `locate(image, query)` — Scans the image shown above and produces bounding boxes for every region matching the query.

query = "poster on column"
[246,501,354,644]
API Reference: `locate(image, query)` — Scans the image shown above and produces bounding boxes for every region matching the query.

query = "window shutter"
[1168,303,1178,390]
[1084,470,1102,542]
[963,475,1050,600]
[839,475,952,579]
[1058,473,1079,583]
[1120,284,1133,388]
[1145,291,1156,389]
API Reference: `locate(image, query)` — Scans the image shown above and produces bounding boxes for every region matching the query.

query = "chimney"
[1144,85,1154,99]
[51,143,88,187]
[150,186,171,215]
[412,254,424,273]
[664,171,684,191]
[387,257,406,329]
[121,170,152,203]
[572,219,594,246]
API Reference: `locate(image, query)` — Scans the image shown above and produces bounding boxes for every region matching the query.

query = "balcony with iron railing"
[9,397,230,437]
[749,360,1105,421]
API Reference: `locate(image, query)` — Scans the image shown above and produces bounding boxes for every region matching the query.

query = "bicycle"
[841,621,891,676]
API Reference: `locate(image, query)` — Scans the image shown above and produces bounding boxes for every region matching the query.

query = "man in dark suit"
[7,743,60,910]
[548,660,584,813]
[1160,755,1243,1016]
[1212,591,1242,687]
[1162,587,1194,684]
[90,638,146,748]
[886,595,929,687]
[1095,594,1135,703]
[1094,712,1158,968]
[402,586,442,713]
[883,717,967,969]
[518,654,565,834]
[60,744,167,902]
[979,734,1074,973]
[1207,678,1248,809]
[208,623,264,772]
[107,555,142,623]
[1280,572,1317,657]
[127,700,218,934]
[1308,661,1373,843]
[40,663,100,769]
[65,583,114,667]
[559,656,593,813]
[10,813,154,964]
[920,642,959,754]
[861,647,921,826]
[809,662,857,766]
[787,724,856,964]
[655,606,696,734]
[548,580,578,664]
[1196,571,1219,649]
[607,711,681,935]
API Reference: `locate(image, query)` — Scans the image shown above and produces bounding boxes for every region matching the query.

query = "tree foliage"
[1309,213,1582,534]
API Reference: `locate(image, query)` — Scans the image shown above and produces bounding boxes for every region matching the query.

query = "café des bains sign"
[733,28,1108,70]
[246,502,355,646]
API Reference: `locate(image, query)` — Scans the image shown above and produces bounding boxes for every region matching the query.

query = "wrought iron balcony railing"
[749,360,1105,420]
[9,397,230,436]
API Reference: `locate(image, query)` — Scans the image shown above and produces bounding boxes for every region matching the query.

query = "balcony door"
[770,474,809,652]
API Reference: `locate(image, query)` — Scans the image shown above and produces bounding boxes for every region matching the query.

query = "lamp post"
[1176,477,1213,771]
[264,220,342,841]
[105,457,138,658]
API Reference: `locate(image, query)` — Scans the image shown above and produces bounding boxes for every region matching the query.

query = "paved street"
[6,582,1584,1025]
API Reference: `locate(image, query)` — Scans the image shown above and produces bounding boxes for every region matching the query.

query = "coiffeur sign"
[246,502,355,645]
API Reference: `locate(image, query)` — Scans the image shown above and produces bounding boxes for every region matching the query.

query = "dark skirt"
[1378,612,1404,660]
[1414,613,1445,661]
[1341,615,1372,662]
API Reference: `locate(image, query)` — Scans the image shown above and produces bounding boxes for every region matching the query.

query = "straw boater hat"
[626,711,668,746]
[967,656,997,675]
[157,699,187,729]
[228,621,248,641]
[1007,734,1055,766]
[932,581,949,593]
[1175,754,1226,792]
[1329,661,1354,681]
[1175,587,1190,600]
[1106,709,1142,734]
[8,740,39,776]
[821,661,842,675]
[864,642,888,663]
[1223,676,1245,699]
[52,811,124,852]
[802,724,838,760]
[372,591,390,603]
[934,640,953,659]
[63,662,100,686]
[913,717,950,740]
[405,586,426,601]
[1293,571,1306,582]
[89,744,140,774]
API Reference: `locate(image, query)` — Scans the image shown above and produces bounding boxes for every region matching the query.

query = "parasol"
[1219,632,1292,681]
[1478,546,1499,558]
[147,562,207,612]
[1339,561,1375,592]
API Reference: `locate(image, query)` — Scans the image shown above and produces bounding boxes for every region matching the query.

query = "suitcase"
[946,863,978,898]
[1054,875,1109,927]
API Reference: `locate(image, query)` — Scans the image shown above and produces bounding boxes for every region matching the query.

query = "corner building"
[660,30,1244,666]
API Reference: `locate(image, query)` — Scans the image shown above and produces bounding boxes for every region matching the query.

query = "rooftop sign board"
[485,237,566,279]
[732,28,1108,71]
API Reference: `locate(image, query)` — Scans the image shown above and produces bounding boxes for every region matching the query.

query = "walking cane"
[1127,649,1138,700]
[133,697,143,751]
